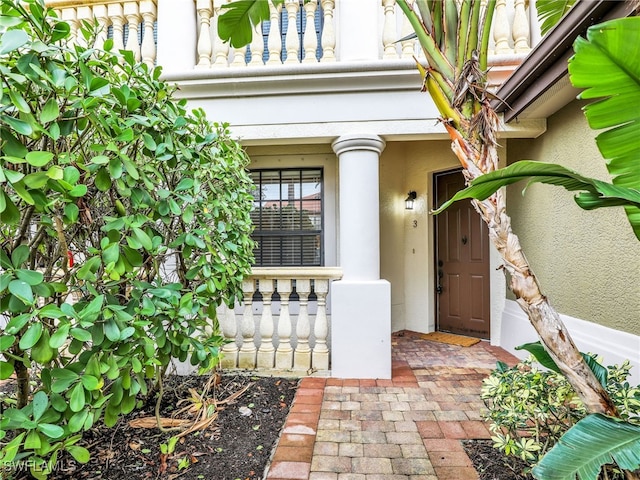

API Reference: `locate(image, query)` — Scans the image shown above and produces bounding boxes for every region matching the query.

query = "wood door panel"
[435,170,490,338]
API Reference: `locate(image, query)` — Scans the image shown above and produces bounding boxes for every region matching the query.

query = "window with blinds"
[250,168,323,266]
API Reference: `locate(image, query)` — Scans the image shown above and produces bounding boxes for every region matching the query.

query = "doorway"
[434,169,490,339]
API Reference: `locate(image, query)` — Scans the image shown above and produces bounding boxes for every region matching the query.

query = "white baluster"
[493,0,511,54]
[212,0,230,67]
[124,2,142,61]
[60,8,79,46]
[382,0,398,59]
[266,1,282,64]
[284,0,299,64]
[92,5,109,51]
[257,279,275,369]
[196,0,213,68]
[275,279,293,369]
[312,279,329,371]
[320,0,335,62]
[108,3,126,52]
[140,0,157,69]
[293,279,311,371]
[231,46,247,66]
[249,21,265,65]
[400,10,415,59]
[76,6,92,48]
[302,0,318,63]
[220,304,238,369]
[512,0,530,53]
[238,279,257,369]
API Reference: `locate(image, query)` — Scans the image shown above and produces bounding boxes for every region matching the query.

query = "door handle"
[436,285,443,294]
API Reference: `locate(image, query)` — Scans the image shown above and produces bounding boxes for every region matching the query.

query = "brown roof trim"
[493,0,635,122]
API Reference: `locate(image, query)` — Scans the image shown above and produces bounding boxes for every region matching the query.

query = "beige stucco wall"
[379,140,461,333]
[506,100,640,335]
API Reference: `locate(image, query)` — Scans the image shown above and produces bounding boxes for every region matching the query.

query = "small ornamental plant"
[481,356,640,473]
[0,0,254,476]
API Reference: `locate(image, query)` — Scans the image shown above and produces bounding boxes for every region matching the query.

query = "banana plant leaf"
[217,0,274,48]
[432,161,640,240]
[515,341,608,388]
[535,0,577,36]
[531,414,640,480]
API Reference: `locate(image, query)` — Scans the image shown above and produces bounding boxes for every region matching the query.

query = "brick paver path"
[265,330,520,480]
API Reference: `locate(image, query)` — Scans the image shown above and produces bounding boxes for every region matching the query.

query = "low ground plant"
[482,356,640,476]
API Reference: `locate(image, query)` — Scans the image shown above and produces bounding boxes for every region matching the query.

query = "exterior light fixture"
[405,191,417,210]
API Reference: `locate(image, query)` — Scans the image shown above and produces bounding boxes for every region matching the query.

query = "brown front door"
[434,169,490,338]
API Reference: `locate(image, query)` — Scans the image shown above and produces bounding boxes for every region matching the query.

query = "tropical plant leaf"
[569,17,640,240]
[217,0,272,48]
[532,414,640,480]
[516,341,608,388]
[432,161,640,240]
[535,0,576,36]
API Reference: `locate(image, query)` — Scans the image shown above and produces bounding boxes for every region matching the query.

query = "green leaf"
[49,324,70,349]
[532,414,640,480]
[67,445,91,463]
[104,319,120,342]
[80,375,99,391]
[40,98,60,123]
[535,0,577,36]
[0,114,33,136]
[1,432,25,463]
[32,391,49,421]
[0,335,15,351]
[9,279,34,305]
[19,321,43,350]
[69,382,86,412]
[95,167,112,191]
[0,29,29,54]
[69,328,92,342]
[15,269,43,286]
[25,151,54,167]
[11,244,30,267]
[37,423,65,439]
[569,17,640,240]
[0,361,14,380]
[132,227,152,251]
[217,0,270,48]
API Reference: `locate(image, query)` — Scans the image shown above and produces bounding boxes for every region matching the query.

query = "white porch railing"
[47,0,536,72]
[218,267,342,374]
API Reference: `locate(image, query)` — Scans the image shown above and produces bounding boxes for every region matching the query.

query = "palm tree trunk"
[446,124,619,417]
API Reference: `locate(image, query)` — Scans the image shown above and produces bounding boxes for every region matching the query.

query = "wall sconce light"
[405,191,417,210]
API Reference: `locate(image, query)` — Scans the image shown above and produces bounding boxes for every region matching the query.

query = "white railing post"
[76,6,92,47]
[400,12,415,59]
[220,304,238,369]
[312,279,329,371]
[124,2,142,61]
[275,279,293,369]
[108,3,126,52]
[140,0,157,68]
[60,8,79,46]
[512,0,530,53]
[493,0,511,54]
[231,45,247,66]
[320,0,335,62]
[212,0,230,67]
[196,0,213,68]
[266,1,283,64]
[381,0,398,59]
[257,279,275,369]
[92,5,109,51]
[248,22,265,65]
[293,279,311,370]
[238,279,257,369]
[302,0,318,63]
[284,0,299,64]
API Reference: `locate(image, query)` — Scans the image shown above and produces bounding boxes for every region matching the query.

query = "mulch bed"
[1,374,298,480]
[463,439,534,480]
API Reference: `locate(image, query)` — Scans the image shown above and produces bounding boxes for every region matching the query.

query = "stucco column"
[156,0,197,74]
[331,134,391,379]
[332,134,386,281]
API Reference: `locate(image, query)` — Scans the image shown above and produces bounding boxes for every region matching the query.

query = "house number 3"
[413,220,418,228]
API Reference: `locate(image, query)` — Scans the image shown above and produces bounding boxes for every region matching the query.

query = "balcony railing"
[218,267,342,374]
[47,0,536,73]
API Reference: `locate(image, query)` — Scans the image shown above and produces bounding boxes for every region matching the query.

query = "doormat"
[420,332,481,347]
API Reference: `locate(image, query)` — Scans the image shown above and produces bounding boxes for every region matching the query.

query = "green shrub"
[481,357,640,468]
[0,0,254,476]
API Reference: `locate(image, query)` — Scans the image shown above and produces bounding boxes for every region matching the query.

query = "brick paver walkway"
[265,330,520,480]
